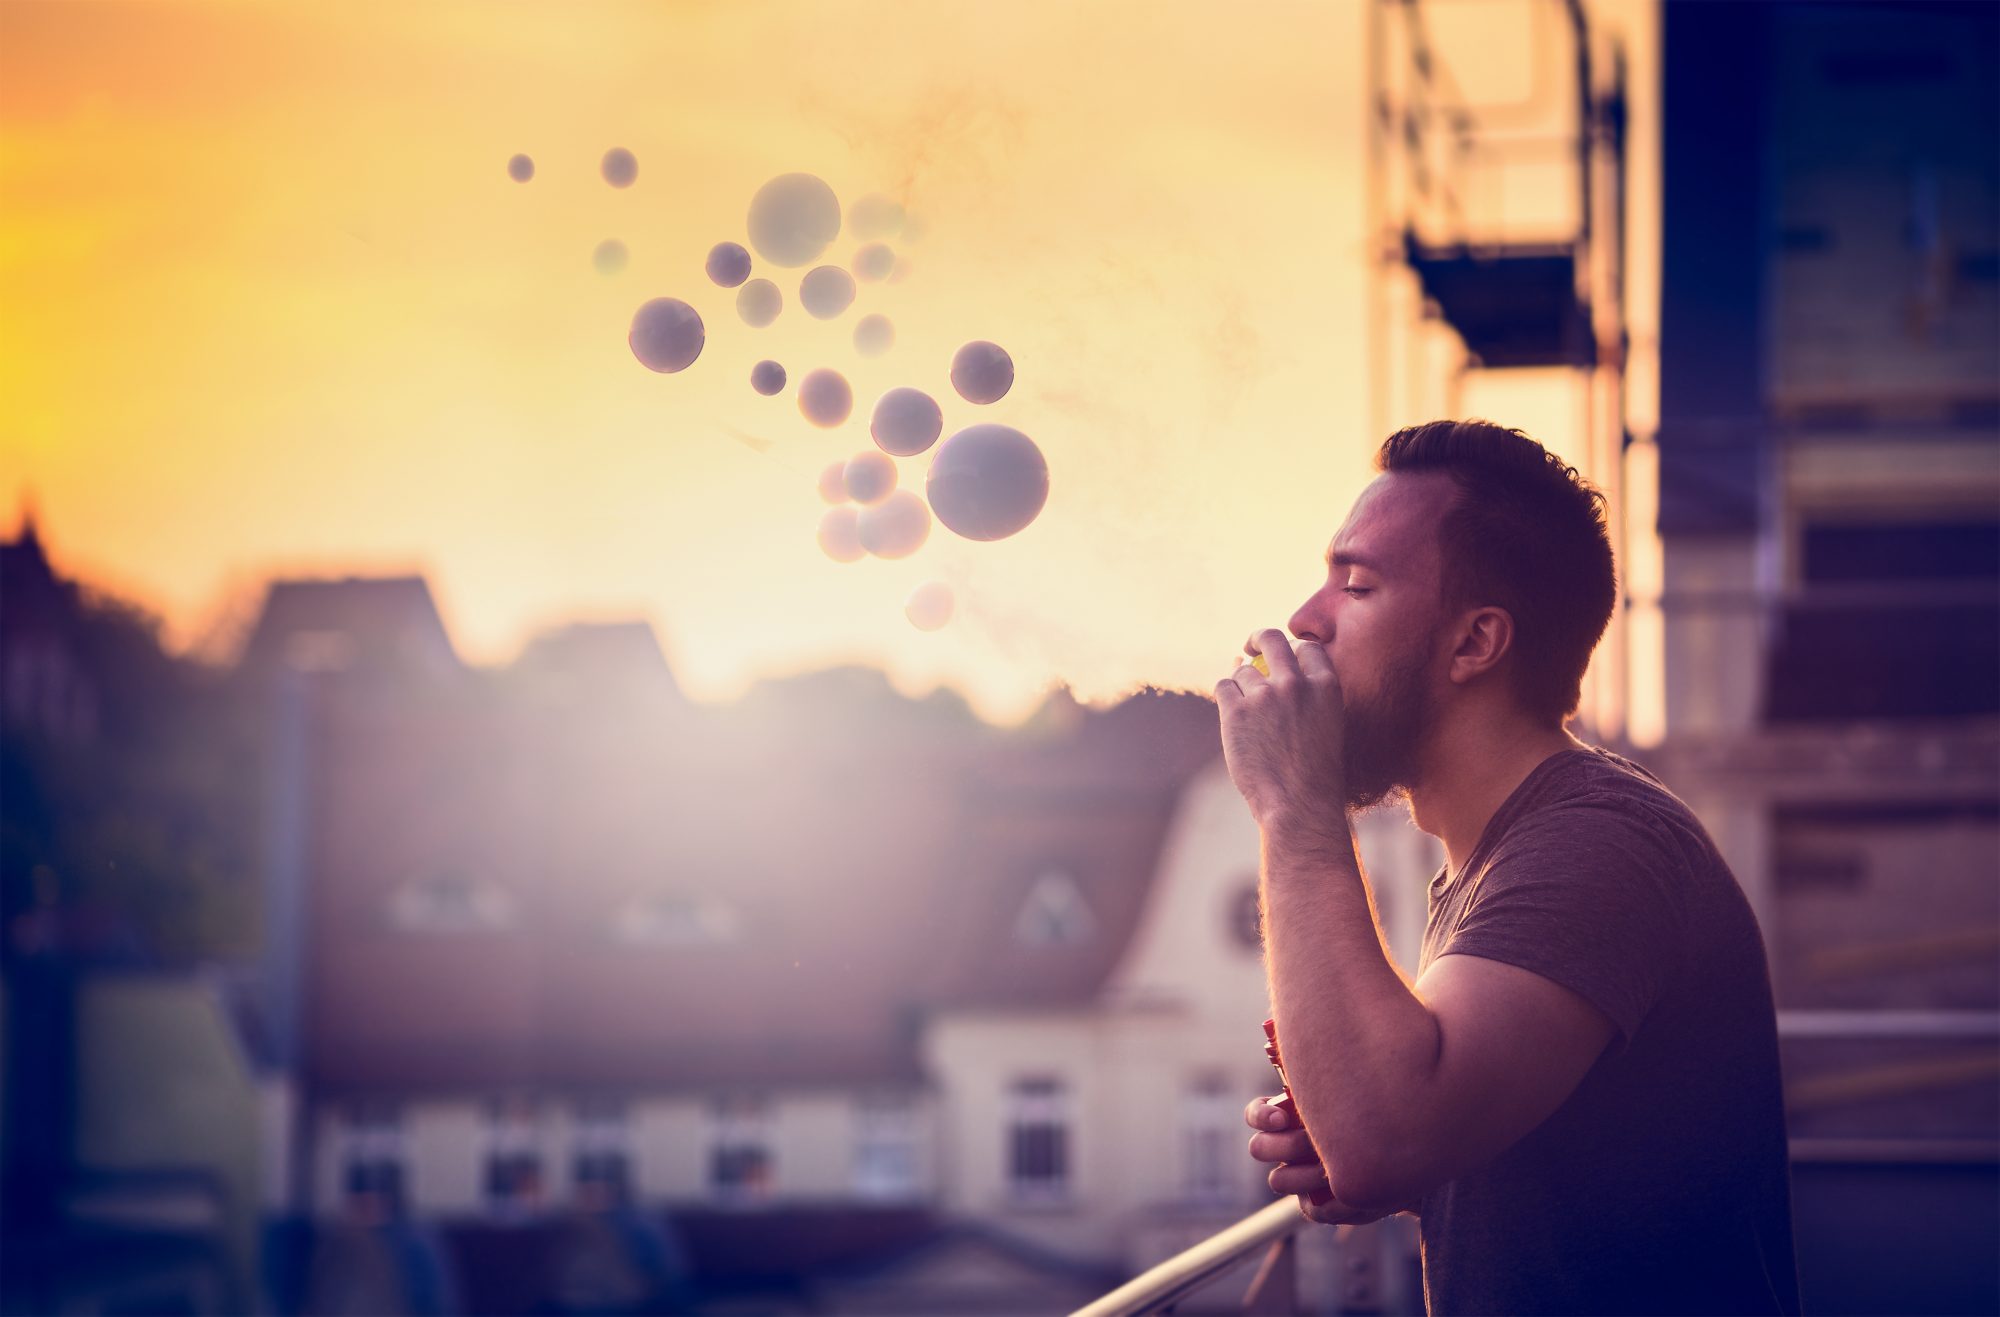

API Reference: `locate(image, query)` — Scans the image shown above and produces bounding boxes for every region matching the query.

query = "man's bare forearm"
[1261,815,1442,1210]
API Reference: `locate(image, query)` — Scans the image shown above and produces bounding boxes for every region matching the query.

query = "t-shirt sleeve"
[1438,799,1692,1052]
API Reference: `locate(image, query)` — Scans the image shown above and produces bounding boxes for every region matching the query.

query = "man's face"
[1286,472,1456,810]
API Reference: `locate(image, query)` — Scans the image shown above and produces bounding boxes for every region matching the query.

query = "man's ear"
[1447,606,1514,686]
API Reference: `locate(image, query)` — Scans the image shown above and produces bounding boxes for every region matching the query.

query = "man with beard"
[1217,420,1799,1315]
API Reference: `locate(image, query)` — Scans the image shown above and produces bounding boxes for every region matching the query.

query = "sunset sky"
[1,0,1658,724]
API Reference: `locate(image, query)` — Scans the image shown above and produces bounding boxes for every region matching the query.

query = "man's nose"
[1288,599,1331,646]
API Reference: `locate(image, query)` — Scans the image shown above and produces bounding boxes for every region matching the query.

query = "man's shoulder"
[1493,746,1713,873]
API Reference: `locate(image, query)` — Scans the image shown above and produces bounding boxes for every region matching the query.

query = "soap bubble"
[747,173,841,267]
[797,368,853,427]
[706,242,752,288]
[629,298,704,374]
[800,266,856,319]
[750,360,786,396]
[843,451,897,505]
[926,423,1049,541]
[857,489,930,559]
[870,388,943,457]
[848,194,905,241]
[817,462,849,504]
[736,278,781,328]
[593,239,629,276]
[950,340,1014,405]
[601,148,638,188]
[852,243,895,282]
[817,506,864,563]
[904,581,955,631]
[853,314,894,357]
[507,154,534,182]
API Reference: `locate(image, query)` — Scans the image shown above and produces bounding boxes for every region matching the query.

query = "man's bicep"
[1412,952,1617,1184]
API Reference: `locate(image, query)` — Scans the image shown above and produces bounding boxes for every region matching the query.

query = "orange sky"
[0,0,1658,725]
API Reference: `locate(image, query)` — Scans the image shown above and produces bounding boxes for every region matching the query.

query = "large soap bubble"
[904,581,955,631]
[843,451,897,505]
[629,298,704,373]
[736,278,781,328]
[800,266,856,319]
[706,242,752,288]
[950,341,1014,405]
[851,243,895,282]
[593,239,629,276]
[750,360,786,396]
[747,173,841,267]
[853,314,894,358]
[848,194,905,241]
[601,148,638,188]
[817,506,864,562]
[817,461,849,504]
[507,154,534,182]
[797,368,853,427]
[870,388,942,457]
[857,489,930,559]
[926,423,1049,541]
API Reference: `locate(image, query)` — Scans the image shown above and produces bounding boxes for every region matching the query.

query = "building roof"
[237,577,460,681]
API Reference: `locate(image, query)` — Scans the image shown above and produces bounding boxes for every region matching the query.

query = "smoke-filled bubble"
[593,239,629,276]
[950,341,1014,405]
[904,581,955,631]
[853,314,894,358]
[817,506,864,563]
[870,388,943,457]
[926,423,1049,541]
[857,489,930,559]
[848,194,905,241]
[800,266,856,320]
[817,461,849,505]
[629,298,704,374]
[843,451,897,505]
[747,173,841,267]
[736,278,781,328]
[750,360,786,396]
[601,148,638,188]
[851,243,895,283]
[797,368,853,428]
[706,242,752,288]
[508,154,535,183]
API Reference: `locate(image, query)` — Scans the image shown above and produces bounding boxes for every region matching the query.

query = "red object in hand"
[1262,1018,1333,1206]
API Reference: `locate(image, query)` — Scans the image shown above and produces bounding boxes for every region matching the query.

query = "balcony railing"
[1070,1198,1305,1317]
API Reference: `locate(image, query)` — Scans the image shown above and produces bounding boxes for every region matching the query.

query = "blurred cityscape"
[5,0,1998,1314]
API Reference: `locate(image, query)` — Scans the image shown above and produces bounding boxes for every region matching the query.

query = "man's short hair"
[1375,419,1617,727]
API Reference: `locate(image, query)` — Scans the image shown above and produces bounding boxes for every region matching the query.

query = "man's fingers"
[1249,1129,1320,1166]
[1244,1096,1295,1132]
[1294,638,1336,680]
[1244,628,1302,680]
[1268,1160,1330,1197]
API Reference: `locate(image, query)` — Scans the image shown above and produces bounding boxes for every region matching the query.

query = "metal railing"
[1069,1198,1305,1317]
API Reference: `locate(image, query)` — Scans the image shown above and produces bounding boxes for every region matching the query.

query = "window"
[484,1097,545,1214]
[570,1098,632,1207]
[387,871,516,934]
[1006,1076,1071,1202]
[708,1096,773,1204]
[853,1093,921,1201]
[1181,1073,1238,1203]
[1014,871,1095,948]
[609,894,741,947]
[339,1101,405,1219]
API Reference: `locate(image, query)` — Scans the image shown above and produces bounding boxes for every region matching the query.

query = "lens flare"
[628,298,704,374]
[747,173,841,267]
[797,368,854,428]
[706,242,752,288]
[926,423,1048,541]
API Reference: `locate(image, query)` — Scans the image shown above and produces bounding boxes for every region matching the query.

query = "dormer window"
[610,895,741,947]
[1013,870,1095,948]
[386,871,515,934]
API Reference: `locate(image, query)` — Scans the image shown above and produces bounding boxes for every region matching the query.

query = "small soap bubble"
[593,239,629,276]
[750,360,787,396]
[737,278,782,328]
[857,489,931,559]
[800,266,856,319]
[926,423,1049,541]
[601,148,638,188]
[797,368,853,428]
[628,297,704,374]
[904,581,955,631]
[848,193,906,241]
[870,388,943,457]
[817,461,849,505]
[747,173,841,267]
[843,450,897,505]
[951,340,1014,405]
[507,154,535,182]
[706,242,752,288]
[853,314,894,357]
[851,243,895,282]
[817,506,865,562]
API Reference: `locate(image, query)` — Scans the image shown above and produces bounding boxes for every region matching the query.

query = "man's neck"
[1406,718,1586,877]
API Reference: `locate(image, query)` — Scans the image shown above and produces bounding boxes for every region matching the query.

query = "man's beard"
[1341,638,1436,813]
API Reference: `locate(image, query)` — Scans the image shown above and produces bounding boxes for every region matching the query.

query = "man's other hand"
[1245,1095,1395,1226]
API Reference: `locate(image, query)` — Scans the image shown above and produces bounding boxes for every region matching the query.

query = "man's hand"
[1213,629,1347,836]
[1245,1096,1396,1226]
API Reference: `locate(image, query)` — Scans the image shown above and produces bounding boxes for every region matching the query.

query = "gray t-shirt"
[1415,745,1800,1316]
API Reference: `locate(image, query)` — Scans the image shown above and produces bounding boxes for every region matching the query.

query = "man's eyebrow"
[1327,549,1386,574]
